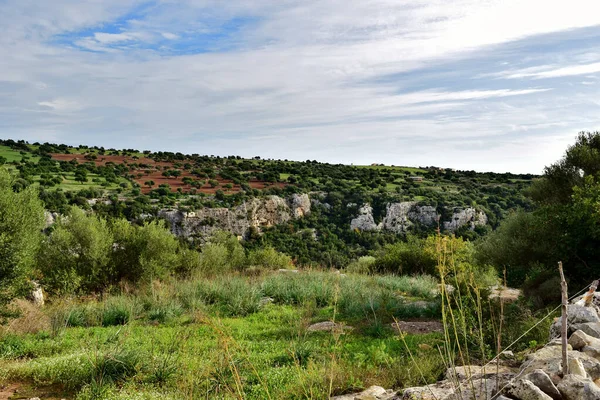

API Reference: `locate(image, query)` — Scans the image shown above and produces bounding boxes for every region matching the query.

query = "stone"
[445,365,515,381]
[522,369,562,400]
[391,321,444,335]
[507,379,553,400]
[550,305,600,339]
[401,380,455,400]
[29,281,44,307]
[519,345,600,383]
[307,321,353,333]
[557,374,600,400]
[569,358,588,378]
[582,345,600,359]
[574,322,600,339]
[331,386,396,400]
[258,297,274,307]
[488,286,522,302]
[568,329,600,351]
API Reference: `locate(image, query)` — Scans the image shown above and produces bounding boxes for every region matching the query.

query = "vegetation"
[0,169,45,309]
[2,132,598,398]
[478,131,600,304]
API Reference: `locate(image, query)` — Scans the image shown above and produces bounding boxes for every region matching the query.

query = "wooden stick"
[559,261,569,376]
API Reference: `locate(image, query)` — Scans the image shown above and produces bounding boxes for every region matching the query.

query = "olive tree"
[0,169,45,306]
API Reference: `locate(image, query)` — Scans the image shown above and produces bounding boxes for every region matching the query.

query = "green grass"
[0,145,39,163]
[0,272,444,399]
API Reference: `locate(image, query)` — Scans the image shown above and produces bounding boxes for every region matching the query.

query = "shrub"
[373,236,436,275]
[346,256,376,274]
[0,169,45,308]
[247,247,292,270]
[38,207,113,294]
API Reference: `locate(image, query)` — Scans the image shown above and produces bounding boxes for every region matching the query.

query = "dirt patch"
[391,320,444,335]
[0,383,19,400]
[0,383,70,400]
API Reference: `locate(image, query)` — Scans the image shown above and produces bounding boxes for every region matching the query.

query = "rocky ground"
[333,292,600,400]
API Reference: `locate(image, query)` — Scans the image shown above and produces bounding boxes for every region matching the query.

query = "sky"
[1,1,600,173]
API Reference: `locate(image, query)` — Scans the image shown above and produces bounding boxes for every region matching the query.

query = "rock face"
[350,204,380,232]
[442,207,487,232]
[159,194,310,239]
[350,202,487,234]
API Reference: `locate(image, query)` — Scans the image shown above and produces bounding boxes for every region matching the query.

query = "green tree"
[478,132,600,290]
[74,169,88,184]
[0,170,45,307]
[38,207,113,294]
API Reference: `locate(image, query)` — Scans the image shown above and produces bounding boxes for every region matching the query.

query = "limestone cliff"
[350,202,487,234]
[159,193,311,239]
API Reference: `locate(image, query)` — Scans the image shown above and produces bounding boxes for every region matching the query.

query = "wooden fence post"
[559,261,568,376]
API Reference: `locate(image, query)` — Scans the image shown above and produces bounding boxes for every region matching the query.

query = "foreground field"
[0,272,444,399]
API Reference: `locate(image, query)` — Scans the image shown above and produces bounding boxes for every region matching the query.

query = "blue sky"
[1,0,600,173]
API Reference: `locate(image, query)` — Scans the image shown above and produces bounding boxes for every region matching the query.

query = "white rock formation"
[442,207,487,232]
[350,204,381,232]
[159,194,310,240]
[351,202,486,234]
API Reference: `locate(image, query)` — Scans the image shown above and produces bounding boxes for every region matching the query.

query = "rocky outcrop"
[350,204,380,232]
[351,202,487,234]
[159,194,310,240]
[343,285,600,400]
[442,207,487,232]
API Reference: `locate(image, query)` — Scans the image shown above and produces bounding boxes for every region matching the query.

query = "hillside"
[0,138,534,267]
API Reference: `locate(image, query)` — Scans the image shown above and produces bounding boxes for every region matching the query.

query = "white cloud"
[1,0,600,172]
[161,32,179,40]
[93,32,135,44]
[505,62,600,79]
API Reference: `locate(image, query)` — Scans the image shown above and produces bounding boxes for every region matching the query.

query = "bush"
[0,169,45,308]
[197,232,247,275]
[373,236,436,275]
[39,207,113,294]
[346,256,376,274]
[247,247,292,270]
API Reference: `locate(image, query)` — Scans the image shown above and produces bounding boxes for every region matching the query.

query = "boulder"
[568,330,600,351]
[488,286,521,302]
[29,281,44,307]
[569,357,588,378]
[557,374,600,400]
[550,305,600,339]
[307,321,353,333]
[522,369,562,400]
[507,378,553,400]
[401,380,455,400]
[445,365,515,381]
[519,345,600,383]
[574,322,600,339]
[331,386,397,400]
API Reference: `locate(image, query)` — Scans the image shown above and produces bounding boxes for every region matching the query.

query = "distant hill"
[0,138,535,266]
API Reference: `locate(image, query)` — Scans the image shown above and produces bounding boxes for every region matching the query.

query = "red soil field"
[50,153,287,194]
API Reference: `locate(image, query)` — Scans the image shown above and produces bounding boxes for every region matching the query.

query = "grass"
[0,271,445,399]
[0,145,40,163]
